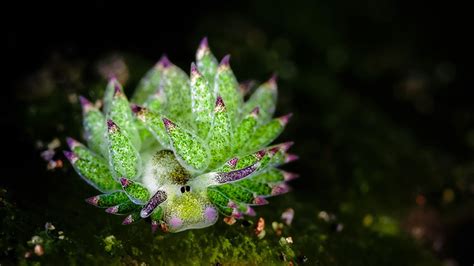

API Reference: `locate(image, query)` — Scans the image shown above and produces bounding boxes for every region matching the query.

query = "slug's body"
[64,38,297,233]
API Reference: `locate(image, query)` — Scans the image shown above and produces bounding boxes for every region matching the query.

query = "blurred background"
[2,1,472,265]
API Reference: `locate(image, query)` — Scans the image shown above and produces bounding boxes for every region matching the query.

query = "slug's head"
[158,185,218,233]
[140,150,219,232]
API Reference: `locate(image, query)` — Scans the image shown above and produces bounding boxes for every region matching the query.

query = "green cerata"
[64,38,298,233]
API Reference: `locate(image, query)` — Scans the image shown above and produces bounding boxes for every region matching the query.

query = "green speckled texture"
[196,40,219,90]
[121,179,150,204]
[206,189,233,216]
[267,146,290,167]
[108,88,141,149]
[82,105,107,155]
[132,64,163,105]
[212,184,255,205]
[215,64,241,126]
[166,193,206,222]
[144,89,166,113]
[67,142,120,192]
[102,78,116,115]
[110,201,142,215]
[71,152,121,192]
[150,206,164,221]
[94,191,130,207]
[253,169,285,184]
[165,118,210,171]
[107,121,141,179]
[242,80,277,124]
[235,151,265,169]
[191,66,214,137]
[161,64,192,122]
[233,109,258,152]
[207,99,233,168]
[247,117,286,150]
[69,141,92,159]
[135,108,170,147]
[236,178,273,196]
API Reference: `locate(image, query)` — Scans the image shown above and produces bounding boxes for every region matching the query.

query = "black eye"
[186,186,191,192]
[180,186,185,193]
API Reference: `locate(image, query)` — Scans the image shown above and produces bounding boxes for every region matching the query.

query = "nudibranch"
[64,38,297,233]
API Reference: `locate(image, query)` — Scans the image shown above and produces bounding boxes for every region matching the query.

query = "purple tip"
[107,119,117,131]
[215,96,225,107]
[278,113,293,125]
[269,142,293,154]
[253,196,269,205]
[227,157,239,168]
[268,73,278,85]
[255,150,266,159]
[66,137,80,149]
[281,208,295,226]
[219,54,231,67]
[141,190,167,219]
[232,209,243,219]
[105,206,119,214]
[113,83,122,96]
[285,154,299,163]
[162,117,175,130]
[63,150,78,163]
[280,141,295,152]
[199,37,209,49]
[227,201,238,208]
[268,147,280,156]
[79,95,93,111]
[140,210,149,219]
[120,177,129,187]
[190,62,200,76]
[251,107,260,116]
[246,207,256,216]
[85,196,99,206]
[263,74,278,91]
[272,184,290,195]
[158,55,172,68]
[239,80,255,95]
[283,171,300,181]
[122,215,134,225]
[107,77,118,88]
[130,104,142,114]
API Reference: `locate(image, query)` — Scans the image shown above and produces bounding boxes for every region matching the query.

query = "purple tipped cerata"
[219,54,230,67]
[199,37,209,50]
[158,55,172,68]
[64,37,297,233]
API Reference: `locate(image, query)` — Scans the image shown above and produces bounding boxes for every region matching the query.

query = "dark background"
[5,1,471,155]
[3,1,473,265]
